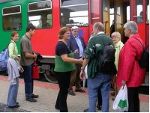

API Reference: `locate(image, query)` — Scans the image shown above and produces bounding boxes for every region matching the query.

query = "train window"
[127,6,130,21]
[60,0,88,27]
[28,0,52,29]
[136,0,143,23]
[2,5,21,31]
[146,0,149,23]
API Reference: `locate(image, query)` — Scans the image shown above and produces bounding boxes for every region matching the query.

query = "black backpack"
[135,38,149,72]
[97,44,117,75]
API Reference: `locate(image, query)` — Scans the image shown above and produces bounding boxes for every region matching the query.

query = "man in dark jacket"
[67,26,86,95]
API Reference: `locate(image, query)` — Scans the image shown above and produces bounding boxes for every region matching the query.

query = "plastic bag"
[113,85,128,111]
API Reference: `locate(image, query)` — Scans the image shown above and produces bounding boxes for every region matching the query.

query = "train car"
[0,0,149,83]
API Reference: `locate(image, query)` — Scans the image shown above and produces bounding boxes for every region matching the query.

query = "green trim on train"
[0,0,42,53]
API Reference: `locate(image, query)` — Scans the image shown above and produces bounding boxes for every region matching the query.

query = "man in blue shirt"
[67,26,86,95]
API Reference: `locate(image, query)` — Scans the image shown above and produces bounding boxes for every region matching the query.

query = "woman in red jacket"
[117,21,146,112]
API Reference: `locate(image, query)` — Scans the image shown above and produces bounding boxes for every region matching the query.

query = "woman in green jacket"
[54,27,83,112]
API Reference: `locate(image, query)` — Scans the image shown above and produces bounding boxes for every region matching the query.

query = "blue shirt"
[75,36,84,57]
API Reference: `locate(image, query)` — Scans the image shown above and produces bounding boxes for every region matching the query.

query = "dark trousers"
[127,87,140,112]
[23,65,33,98]
[97,87,102,107]
[55,72,71,112]
[69,64,82,90]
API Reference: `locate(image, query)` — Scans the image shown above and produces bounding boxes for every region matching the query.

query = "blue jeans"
[23,65,33,98]
[87,73,112,112]
[7,78,19,106]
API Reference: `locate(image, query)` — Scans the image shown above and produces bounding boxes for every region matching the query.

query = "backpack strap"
[134,37,145,49]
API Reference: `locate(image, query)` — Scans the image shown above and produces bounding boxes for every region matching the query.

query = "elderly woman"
[111,32,124,70]
[117,21,146,112]
[111,32,124,98]
[7,31,22,108]
[54,27,83,112]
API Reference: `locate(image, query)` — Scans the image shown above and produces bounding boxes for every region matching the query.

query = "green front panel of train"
[0,0,41,53]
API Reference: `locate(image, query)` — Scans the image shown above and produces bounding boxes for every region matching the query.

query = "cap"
[71,26,79,30]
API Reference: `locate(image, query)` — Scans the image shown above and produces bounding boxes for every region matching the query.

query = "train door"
[102,0,110,35]
[109,0,130,43]
[102,0,129,38]
[89,0,103,36]
[130,0,148,46]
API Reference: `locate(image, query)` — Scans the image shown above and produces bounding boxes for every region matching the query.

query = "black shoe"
[26,98,37,102]
[55,105,60,110]
[84,108,88,112]
[68,90,76,96]
[31,94,39,98]
[16,102,19,105]
[75,88,85,92]
[8,104,20,108]
[97,105,102,110]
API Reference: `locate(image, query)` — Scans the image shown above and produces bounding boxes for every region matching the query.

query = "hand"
[15,56,20,61]
[122,80,126,86]
[78,58,83,65]
[80,69,85,80]
[33,53,37,59]
[74,49,79,53]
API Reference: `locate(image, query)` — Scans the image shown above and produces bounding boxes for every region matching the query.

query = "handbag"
[113,84,128,111]
[32,62,40,79]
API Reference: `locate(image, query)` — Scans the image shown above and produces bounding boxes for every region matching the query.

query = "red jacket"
[117,34,146,88]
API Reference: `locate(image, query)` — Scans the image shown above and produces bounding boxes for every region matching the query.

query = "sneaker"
[31,94,39,98]
[68,90,76,96]
[26,98,37,102]
[8,104,20,108]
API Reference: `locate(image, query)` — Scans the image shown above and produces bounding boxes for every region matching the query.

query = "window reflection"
[3,5,21,31]
[136,0,143,23]
[60,0,88,27]
[28,0,52,29]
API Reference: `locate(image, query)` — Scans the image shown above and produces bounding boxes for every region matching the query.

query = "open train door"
[131,0,149,93]
[109,0,130,43]
[130,0,148,46]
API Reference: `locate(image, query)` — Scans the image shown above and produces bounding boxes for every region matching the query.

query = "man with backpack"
[117,21,146,112]
[80,22,116,112]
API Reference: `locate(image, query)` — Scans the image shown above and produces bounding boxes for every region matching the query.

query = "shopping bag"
[113,85,128,111]
[32,62,40,79]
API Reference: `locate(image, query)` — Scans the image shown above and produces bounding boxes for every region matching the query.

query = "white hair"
[124,21,138,34]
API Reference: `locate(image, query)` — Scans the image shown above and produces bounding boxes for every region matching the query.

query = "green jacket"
[84,33,114,78]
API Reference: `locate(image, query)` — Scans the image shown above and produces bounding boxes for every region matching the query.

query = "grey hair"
[93,22,104,31]
[124,21,138,34]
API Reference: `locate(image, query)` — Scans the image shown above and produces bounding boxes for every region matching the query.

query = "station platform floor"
[0,75,149,112]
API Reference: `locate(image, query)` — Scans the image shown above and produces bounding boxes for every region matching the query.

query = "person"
[137,11,143,23]
[7,31,22,108]
[110,20,115,35]
[83,31,102,112]
[80,22,114,112]
[111,32,124,97]
[20,23,38,102]
[54,27,83,112]
[111,32,124,70]
[67,26,86,96]
[117,21,146,112]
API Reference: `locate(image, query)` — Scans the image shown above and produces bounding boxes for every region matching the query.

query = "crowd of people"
[5,21,146,112]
